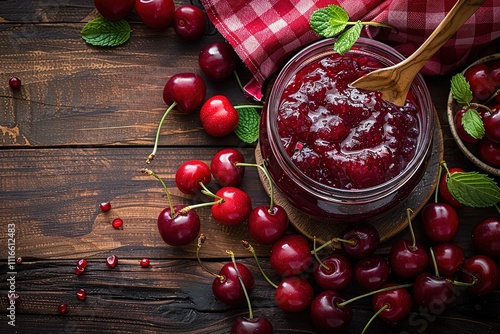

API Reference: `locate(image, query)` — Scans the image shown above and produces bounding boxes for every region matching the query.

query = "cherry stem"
[429,247,440,277]
[198,182,224,202]
[347,20,395,31]
[469,102,493,114]
[227,250,254,319]
[234,104,264,110]
[484,89,500,106]
[435,161,445,203]
[147,102,177,164]
[454,267,479,287]
[196,234,224,281]
[406,208,417,250]
[312,236,331,271]
[333,237,357,246]
[140,168,175,216]
[178,197,223,214]
[337,283,413,307]
[236,162,275,212]
[241,240,278,289]
[361,304,389,334]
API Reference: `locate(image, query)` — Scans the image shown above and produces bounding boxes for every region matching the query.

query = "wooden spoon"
[350,0,486,106]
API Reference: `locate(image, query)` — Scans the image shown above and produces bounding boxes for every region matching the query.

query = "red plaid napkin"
[201,0,500,100]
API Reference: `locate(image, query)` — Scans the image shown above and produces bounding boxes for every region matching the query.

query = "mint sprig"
[450,74,473,106]
[446,171,500,208]
[81,18,131,47]
[234,106,262,143]
[310,5,394,54]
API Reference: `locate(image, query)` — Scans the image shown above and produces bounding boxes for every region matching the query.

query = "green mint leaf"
[450,73,473,106]
[334,21,363,55]
[81,18,131,47]
[235,107,260,143]
[447,171,500,207]
[310,5,349,38]
[462,108,485,139]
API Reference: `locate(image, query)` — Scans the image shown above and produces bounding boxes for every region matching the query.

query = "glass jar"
[259,38,434,223]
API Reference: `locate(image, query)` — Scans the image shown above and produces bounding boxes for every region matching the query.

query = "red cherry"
[371,282,412,322]
[112,218,123,229]
[490,61,500,89]
[454,109,479,143]
[389,238,428,279]
[479,137,500,168]
[413,272,457,310]
[483,105,500,143]
[230,317,273,334]
[200,95,239,137]
[198,41,238,81]
[162,72,206,114]
[431,243,465,277]
[438,167,465,208]
[140,258,150,267]
[157,205,200,246]
[175,159,211,194]
[99,201,112,212]
[313,253,353,291]
[94,0,134,21]
[135,0,175,30]
[339,224,380,259]
[461,254,500,296]
[464,63,495,101]
[269,234,312,276]
[173,5,206,40]
[213,262,254,305]
[9,77,21,90]
[106,255,118,268]
[274,276,314,313]
[472,217,500,259]
[58,303,68,314]
[210,148,245,187]
[210,187,252,226]
[247,205,289,245]
[353,255,391,291]
[310,290,352,333]
[421,202,459,242]
[76,288,86,301]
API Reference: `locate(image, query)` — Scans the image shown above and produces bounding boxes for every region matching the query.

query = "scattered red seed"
[76,259,88,269]
[140,258,150,267]
[99,201,112,212]
[16,257,22,265]
[76,289,86,301]
[112,218,123,229]
[58,303,68,314]
[106,255,118,268]
[9,77,21,90]
[75,266,85,275]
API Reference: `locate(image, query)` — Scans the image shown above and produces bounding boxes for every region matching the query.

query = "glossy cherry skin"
[199,41,238,81]
[413,272,457,310]
[479,137,500,168]
[431,243,465,278]
[438,167,465,208]
[157,205,200,246]
[389,239,428,278]
[230,317,273,334]
[269,234,312,276]
[490,61,500,89]
[200,95,239,137]
[454,109,479,143]
[464,63,495,101]
[213,262,254,305]
[248,205,289,245]
[175,159,211,194]
[9,77,21,90]
[173,5,206,40]
[274,276,314,313]
[372,282,412,322]
[340,224,380,259]
[210,148,245,186]
[310,290,352,334]
[354,255,391,291]
[472,217,500,259]
[211,187,252,226]
[135,0,175,30]
[313,253,353,291]
[461,255,500,296]
[94,0,134,21]
[163,72,206,114]
[483,105,500,143]
[421,202,459,242]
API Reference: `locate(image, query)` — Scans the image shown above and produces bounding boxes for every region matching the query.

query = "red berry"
[94,0,134,21]
[76,258,88,269]
[175,159,211,194]
[173,5,206,40]
[162,72,206,114]
[464,63,495,101]
[99,201,111,212]
[58,303,68,314]
[210,187,252,226]
[479,137,500,168]
[270,234,312,276]
[438,167,465,208]
[157,205,200,246]
[9,77,21,90]
[76,288,86,301]
[210,148,245,187]
[140,258,150,267]
[483,105,500,143]
[112,218,123,229]
[75,266,85,275]
[135,0,175,30]
[106,255,118,268]
[421,202,460,242]
[200,95,239,137]
[198,41,238,81]
[454,109,479,143]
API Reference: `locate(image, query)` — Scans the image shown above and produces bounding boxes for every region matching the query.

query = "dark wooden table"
[1,1,499,333]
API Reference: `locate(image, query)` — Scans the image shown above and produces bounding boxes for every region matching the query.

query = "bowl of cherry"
[259,38,435,223]
[447,53,500,176]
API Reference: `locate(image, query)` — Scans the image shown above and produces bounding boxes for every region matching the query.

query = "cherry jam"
[260,38,434,222]
[277,53,420,190]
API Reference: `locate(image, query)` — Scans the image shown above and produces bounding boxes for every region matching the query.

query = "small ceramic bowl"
[447,53,500,177]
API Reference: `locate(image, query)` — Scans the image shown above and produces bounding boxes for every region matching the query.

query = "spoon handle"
[402,0,486,76]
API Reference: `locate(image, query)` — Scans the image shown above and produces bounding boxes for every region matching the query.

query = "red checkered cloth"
[201,0,500,100]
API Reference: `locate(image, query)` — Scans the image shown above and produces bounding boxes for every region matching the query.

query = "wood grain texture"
[1,0,499,333]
